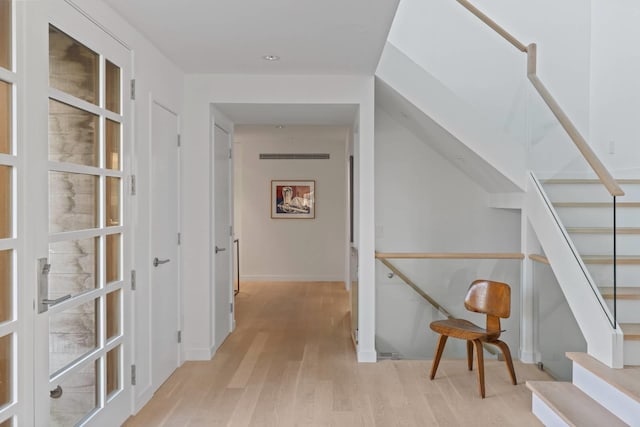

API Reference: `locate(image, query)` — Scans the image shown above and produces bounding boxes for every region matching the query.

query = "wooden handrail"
[455,0,528,52]
[376,252,524,260]
[456,1,625,198]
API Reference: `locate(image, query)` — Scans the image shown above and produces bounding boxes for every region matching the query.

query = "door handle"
[42,294,71,306]
[153,257,170,267]
[215,246,226,254]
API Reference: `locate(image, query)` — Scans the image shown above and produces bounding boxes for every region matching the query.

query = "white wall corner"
[488,192,524,209]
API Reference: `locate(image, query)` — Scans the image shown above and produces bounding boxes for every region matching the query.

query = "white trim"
[0,403,18,425]
[239,275,347,282]
[49,87,122,123]
[0,321,17,338]
[531,394,568,427]
[48,161,124,177]
[0,154,17,166]
[49,227,125,243]
[357,349,377,363]
[0,67,16,84]
[183,346,215,361]
[0,239,17,251]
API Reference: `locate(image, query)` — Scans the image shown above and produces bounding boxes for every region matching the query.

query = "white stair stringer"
[526,174,624,368]
[376,42,526,193]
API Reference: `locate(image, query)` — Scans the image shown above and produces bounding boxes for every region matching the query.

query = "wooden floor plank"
[125,281,549,426]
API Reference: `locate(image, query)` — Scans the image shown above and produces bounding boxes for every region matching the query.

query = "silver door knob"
[215,246,226,254]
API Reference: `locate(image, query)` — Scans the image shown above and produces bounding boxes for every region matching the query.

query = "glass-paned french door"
[0,0,16,425]
[33,3,132,425]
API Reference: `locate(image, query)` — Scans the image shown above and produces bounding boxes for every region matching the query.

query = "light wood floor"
[124,281,551,426]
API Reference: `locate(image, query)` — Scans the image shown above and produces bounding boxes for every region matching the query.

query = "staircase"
[528,179,640,425]
[528,352,640,426]
[541,178,640,366]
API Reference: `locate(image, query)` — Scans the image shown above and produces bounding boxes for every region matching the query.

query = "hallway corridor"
[125,281,550,426]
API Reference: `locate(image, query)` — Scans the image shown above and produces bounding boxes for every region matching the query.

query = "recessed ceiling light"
[263,55,280,61]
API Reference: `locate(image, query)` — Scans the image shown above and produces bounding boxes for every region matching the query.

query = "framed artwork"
[271,180,315,219]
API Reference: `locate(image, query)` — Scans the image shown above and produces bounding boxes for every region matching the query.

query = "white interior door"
[150,102,179,391]
[213,124,232,350]
[33,2,132,425]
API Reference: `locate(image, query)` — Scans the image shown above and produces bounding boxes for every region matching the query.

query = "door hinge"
[355,328,359,344]
[177,330,182,343]
[177,233,181,245]
[130,175,136,196]
[229,148,232,159]
[130,79,136,100]
[229,225,233,237]
[131,364,136,386]
[177,134,181,147]
[230,302,233,313]
[131,270,136,291]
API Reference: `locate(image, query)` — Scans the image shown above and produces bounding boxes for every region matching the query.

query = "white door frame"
[210,107,234,353]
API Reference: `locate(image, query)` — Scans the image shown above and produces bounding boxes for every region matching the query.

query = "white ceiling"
[102,0,401,74]
[215,103,358,125]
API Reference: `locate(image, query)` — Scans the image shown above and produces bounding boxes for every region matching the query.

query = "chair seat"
[430,318,500,341]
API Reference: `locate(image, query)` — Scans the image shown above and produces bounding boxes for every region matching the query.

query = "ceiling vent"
[259,153,330,160]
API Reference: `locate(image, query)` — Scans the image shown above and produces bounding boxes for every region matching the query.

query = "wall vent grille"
[259,153,330,160]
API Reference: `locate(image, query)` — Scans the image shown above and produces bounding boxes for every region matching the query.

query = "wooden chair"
[429,279,517,398]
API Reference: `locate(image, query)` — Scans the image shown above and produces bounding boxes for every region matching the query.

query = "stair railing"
[455,0,622,331]
[375,252,525,357]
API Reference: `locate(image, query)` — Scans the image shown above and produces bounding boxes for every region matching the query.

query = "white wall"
[182,74,377,363]
[374,108,522,358]
[234,125,348,282]
[590,1,640,176]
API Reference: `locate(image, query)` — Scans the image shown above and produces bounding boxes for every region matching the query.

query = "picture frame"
[271,180,315,219]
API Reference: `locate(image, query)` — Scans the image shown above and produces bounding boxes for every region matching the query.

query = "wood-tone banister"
[455,0,528,52]
[376,252,524,260]
[455,1,625,198]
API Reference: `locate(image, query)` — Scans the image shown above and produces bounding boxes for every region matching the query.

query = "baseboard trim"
[357,349,377,363]
[133,385,154,414]
[184,346,214,361]
[240,275,346,282]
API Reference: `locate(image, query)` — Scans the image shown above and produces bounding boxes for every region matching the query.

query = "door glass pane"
[106,289,120,340]
[105,119,120,170]
[0,166,10,239]
[49,26,98,105]
[0,333,11,407]
[50,360,97,426]
[0,80,10,155]
[49,299,97,374]
[0,0,10,70]
[105,177,120,227]
[49,171,98,233]
[49,99,99,166]
[105,234,120,284]
[49,238,98,298]
[106,346,120,398]
[105,61,120,114]
[0,250,11,323]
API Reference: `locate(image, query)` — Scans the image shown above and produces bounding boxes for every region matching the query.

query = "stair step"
[543,179,640,185]
[527,381,626,426]
[566,227,640,235]
[554,202,640,208]
[529,254,640,265]
[581,255,640,265]
[600,287,640,300]
[567,352,640,403]
[621,323,640,340]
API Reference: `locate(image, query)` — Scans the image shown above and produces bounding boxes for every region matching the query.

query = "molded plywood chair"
[429,279,517,398]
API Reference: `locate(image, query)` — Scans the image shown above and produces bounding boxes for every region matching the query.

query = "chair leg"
[467,340,473,371]
[473,339,485,398]
[430,335,448,380]
[493,340,517,385]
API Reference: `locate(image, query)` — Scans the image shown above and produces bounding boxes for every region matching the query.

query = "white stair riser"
[544,185,640,203]
[603,299,640,323]
[556,208,640,228]
[586,264,639,286]
[570,234,640,256]
[531,394,570,427]
[572,363,640,425]
[623,340,640,366]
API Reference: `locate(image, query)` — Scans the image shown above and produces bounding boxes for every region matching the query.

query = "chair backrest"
[464,280,511,319]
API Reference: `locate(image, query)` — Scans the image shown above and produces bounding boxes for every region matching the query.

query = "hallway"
[125,281,550,426]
